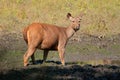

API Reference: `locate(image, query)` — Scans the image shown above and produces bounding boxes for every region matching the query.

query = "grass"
[0,51,23,69]
[0,40,120,70]
[0,0,120,36]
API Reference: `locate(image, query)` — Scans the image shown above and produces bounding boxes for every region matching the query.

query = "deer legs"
[24,42,66,66]
[43,50,49,62]
[24,48,49,66]
[58,48,65,65]
[23,47,36,66]
[43,49,65,65]
[31,54,35,64]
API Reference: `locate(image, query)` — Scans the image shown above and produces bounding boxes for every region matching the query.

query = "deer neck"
[66,26,76,39]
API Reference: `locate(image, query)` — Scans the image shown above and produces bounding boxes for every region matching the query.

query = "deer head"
[67,13,82,32]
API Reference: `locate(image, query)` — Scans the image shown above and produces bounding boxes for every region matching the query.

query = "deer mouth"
[74,26,80,31]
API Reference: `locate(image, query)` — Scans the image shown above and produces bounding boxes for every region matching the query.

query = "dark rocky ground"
[0,64,120,80]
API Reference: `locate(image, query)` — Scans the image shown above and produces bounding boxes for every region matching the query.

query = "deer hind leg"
[23,46,36,66]
[58,48,65,65]
[31,54,35,64]
[43,50,49,63]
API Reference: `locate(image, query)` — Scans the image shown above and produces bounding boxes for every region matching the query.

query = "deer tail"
[22,27,28,44]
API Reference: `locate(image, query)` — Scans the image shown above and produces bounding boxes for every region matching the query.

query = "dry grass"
[0,0,120,36]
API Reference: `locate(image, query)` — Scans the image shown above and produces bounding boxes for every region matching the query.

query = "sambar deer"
[23,13,81,66]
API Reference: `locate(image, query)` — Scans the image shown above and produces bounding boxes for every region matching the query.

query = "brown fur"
[23,13,81,66]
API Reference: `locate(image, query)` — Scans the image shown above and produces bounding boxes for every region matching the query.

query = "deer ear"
[67,13,72,19]
[67,13,74,21]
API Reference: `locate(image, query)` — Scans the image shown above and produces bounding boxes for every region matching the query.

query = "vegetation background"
[0,0,120,35]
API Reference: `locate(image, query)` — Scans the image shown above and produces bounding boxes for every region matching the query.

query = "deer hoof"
[24,62,28,67]
[62,63,65,66]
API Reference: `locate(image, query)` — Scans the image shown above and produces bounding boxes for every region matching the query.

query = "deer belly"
[38,41,58,50]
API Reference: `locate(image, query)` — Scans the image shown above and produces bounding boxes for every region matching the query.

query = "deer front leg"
[58,47,65,65]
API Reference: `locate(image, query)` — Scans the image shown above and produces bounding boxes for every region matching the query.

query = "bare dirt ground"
[0,32,120,80]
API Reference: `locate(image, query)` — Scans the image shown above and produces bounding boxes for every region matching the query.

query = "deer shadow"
[0,64,120,80]
[30,60,81,66]
[30,60,61,65]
